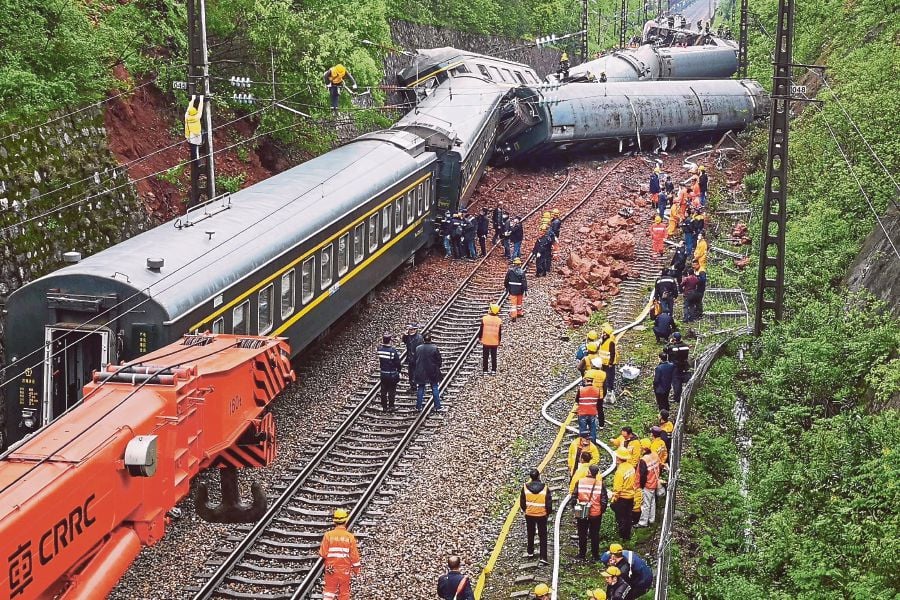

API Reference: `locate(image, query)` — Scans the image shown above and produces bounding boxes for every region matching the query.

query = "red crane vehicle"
[0,333,294,600]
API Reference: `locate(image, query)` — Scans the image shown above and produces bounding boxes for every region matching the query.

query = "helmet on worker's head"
[586,341,600,353]
[601,566,621,578]
[333,508,349,524]
[654,167,661,174]
[588,589,607,600]
[543,211,551,218]
[601,322,614,335]
[489,303,501,315]
[654,215,662,223]
[615,448,631,461]
[699,165,706,171]
[640,438,652,450]
[587,329,599,341]
[609,543,623,554]
[552,208,560,216]
[534,583,551,596]
[513,257,522,265]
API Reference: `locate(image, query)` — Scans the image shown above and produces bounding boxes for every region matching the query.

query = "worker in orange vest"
[319,508,361,600]
[636,439,661,527]
[573,374,602,443]
[650,215,668,255]
[479,303,503,374]
[323,64,357,114]
[574,463,608,561]
[519,468,552,563]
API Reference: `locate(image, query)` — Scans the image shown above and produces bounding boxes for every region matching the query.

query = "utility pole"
[753,0,794,335]
[619,0,628,48]
[737,0,749,78]
[187,0,216,208]
[581,0,589,61]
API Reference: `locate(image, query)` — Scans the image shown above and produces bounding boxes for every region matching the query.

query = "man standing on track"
[574,463,607,562]
[533,225,553,277]
[477,207,490,256]
[574,373,602,443]
[698,165,709,206]
[376,333,402,412]
[509,217,524,259]
[649,167,661,208]
[504,257,528,321]
[598,323,617,399]
[519,468,552,564]
[437,556,475,600]
[610,448,636,541]
[319,508,360,600]
[402,323,423,391]
[666,332,691,403]
[550,208,562,238]
[650,216,668,255]
[479,303,502,374]
[413,332,443,412]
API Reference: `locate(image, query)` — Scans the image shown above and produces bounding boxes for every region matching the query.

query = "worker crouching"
[319,508,361,600]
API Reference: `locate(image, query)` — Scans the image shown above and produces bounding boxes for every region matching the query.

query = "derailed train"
[0,46,768,448]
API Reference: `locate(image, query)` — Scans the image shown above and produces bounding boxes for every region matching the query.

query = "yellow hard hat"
[489,303,501,315]
[543,211,551,218]
[640,438,652,449]
[601,322,614,335]
[609,543,623,554]
[333,508,349,524]
[552,208,560,215]
[601,566,621,578]
[654,215,662,223]
[586,341,599,353]
[512,257,522,265]
[534,583,551,595]
[654,167,661,173]
[587,330,599,341]
[589,590,607,600]
[615,448,631,460]
[699,165,706,171]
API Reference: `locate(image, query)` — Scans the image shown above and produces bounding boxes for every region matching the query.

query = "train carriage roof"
[25,139,434,321]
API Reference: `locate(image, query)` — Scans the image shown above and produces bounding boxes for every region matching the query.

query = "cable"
[817,106,900,261]
[814,72,900,195]
[0,78,159,144]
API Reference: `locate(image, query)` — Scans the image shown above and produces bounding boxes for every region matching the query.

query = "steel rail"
[191,172,573,600]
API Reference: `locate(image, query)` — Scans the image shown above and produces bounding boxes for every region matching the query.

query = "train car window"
[301,258,314,303]
[476,64,492,80]
[354,223,365,262]
[338,233,350,276]
[490,66,505,82]
[405,193,414,225]
[514,70,527,84]
[258,284,274,334]
[212,317,224,334]
[394,199,403,233]
[416,183,424,215]
[321,244,333,289]
[281,270,295,319]
[382,206,391,242]
[525,71,538,83]
[368,215,378,252]
[233,301,249,335]
[457,64,470,74]
[502,68,514,82]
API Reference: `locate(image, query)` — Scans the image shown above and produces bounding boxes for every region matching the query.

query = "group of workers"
[439,208,492,259]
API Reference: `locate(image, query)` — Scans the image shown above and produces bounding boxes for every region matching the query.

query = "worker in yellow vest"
[567,431,600,475]
[519,469,552,564]
[323,64,357,113]
[598,322,618,398]
[184,95,204,161]
[478,303,502,374]
[610,448,636,541]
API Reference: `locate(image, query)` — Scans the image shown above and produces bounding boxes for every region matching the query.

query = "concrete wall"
[0,106,153,360]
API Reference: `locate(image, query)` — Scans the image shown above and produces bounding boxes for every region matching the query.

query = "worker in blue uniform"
[376,333,402,412]
[653,269,679,315]
[402,323,424,391]
[599,544,653,599]
[437,556,475,600]
[476,208,490,256]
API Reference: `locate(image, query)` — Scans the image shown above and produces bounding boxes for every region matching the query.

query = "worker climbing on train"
[558,51,570,79]
[573,373,602,443]
[323,64,357,114]
[504,257,528,320]
[598,323,617,398]
[567,431,600,475]
[698,165,709,206]
[650,215,667,255]
[184,95,204,162]
[649,167,661,207]
[319,508,361,600]
[376,333,402,412]
[575,329,600,360]
[519,468,553,564]
[610,448,636,541]
[479,303,503,374]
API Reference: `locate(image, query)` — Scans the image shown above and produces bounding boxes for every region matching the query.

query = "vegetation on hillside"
[670,0,900,596]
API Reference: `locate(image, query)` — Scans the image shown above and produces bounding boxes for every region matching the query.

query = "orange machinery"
[0,333,295,600]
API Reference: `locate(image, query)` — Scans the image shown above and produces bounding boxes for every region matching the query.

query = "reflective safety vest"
[660,421,674,435]
[599,336,617,366]
[651,437,668,464]
[576,385,600,416]
[567,439,600,473]
[583,368,606,390]
[612,463,636,501]
[650,223,667,241]
[328,64,348,85]
[523,484,548,517]
[640,452,660,490]
[576,476,605,517]
[481,314,502,346]
[319,525,361,574]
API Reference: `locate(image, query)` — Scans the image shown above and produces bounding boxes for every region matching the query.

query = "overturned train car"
[494,79,769,161]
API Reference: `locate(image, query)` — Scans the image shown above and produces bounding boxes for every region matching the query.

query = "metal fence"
[652,328,749,599]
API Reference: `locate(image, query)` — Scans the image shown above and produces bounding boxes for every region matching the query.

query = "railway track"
[187,169,589,600]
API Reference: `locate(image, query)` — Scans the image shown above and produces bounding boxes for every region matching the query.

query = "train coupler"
[195,467,267,523]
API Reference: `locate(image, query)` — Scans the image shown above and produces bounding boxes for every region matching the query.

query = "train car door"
[42,326,110,425]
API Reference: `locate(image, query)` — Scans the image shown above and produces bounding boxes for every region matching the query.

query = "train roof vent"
[181,334,215,346]
[147,258,164,271]
[63,251,82,264]
[237,338,267,350]
[355,130,425,156]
